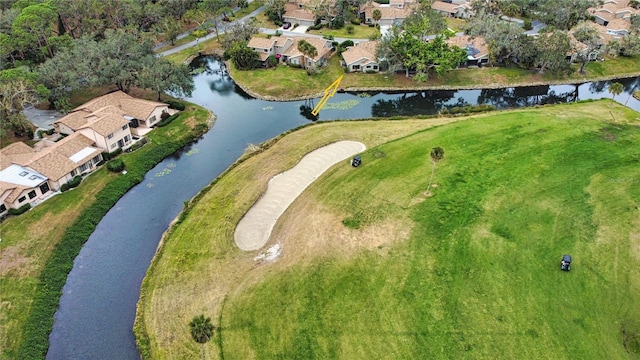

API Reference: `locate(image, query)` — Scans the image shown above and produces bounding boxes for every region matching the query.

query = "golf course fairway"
[135,101,640,359]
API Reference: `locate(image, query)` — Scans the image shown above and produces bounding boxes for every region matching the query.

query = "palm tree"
[608,82,624,107]
[189,314,215,360]
[372,9,381,26]
[297,39,318,74]
[426,146,444,196]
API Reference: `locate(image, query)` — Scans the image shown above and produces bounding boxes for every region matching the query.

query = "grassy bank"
[0,104,211,359]
[135,101,640,359]
[229,55,640,99]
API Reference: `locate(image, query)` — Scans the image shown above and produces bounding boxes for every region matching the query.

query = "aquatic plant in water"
[323,99,360,110]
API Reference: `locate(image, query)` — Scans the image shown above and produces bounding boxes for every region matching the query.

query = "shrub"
[368,23,375,27]
[68,175,82,189]
[167,100,186,111]
[8,203,31,216]
[107,159,125,173]
[330,17,344,29]
[523,19,532,31]
[160,111,171,121]
[323,34,334,40]
[275,30,283,36]
[157,113,179,127]
[308,23,323,30]
[346,25,355,34]
[340,40,355,48]
[47,128,55,135]
[351,18,360,25]
[192,29,207,38]
[274,19,283,26]
[293,23,299,28]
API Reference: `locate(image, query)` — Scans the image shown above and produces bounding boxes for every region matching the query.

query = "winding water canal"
[46,57,640,359]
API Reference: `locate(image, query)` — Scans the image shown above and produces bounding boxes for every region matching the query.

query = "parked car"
[561,254,572,271]
[283,22,292,29]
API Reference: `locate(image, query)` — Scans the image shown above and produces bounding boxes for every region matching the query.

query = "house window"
[124,135,131,143]
[122,124,128,130]
[80,163,88,172]
[264,49,268,52]
[39,182,50,194]
[18,196,26,203]
[0,204,6,212]
[373,65,378,70]
[28,190,36,199]
[353,65,360,70]
[149,115,157,124]
[110,143,117,149]
[107,133,114,139]
[92,155,101,164]
[19,171,28,177]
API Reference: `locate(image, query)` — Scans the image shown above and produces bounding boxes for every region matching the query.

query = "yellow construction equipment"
[311,75,344,116]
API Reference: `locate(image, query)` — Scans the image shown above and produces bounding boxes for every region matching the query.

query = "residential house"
[431,0,473,19]
[446,35,489,66]
[283,2,317,26]
[53,91,170,152]
[341,41,380,72]
[360,0,417,26]
[247,35,334,69]
[589,0,640,42]
[0,133,103,216]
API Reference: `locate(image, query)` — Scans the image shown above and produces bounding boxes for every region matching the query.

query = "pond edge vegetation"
[11,105,214,359]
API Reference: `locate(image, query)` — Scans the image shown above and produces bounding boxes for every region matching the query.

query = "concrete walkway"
[234,141,366,251]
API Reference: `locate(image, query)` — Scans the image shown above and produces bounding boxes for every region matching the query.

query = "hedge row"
[157,113,180,127]
[16,116,209,359]
[8,203,31,216]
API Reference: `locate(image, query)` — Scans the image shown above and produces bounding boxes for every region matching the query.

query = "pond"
[46,57,639,359]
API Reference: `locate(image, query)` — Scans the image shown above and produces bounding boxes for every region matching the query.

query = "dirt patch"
[268,200,411,268]
[0,245,31,277]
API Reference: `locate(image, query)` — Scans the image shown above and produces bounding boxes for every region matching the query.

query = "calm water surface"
[47,57,640,359]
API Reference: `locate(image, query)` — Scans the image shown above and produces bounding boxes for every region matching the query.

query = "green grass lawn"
[306,24,380,40]
[136,101,640,359]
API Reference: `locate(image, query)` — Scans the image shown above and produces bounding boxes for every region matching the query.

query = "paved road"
[157,5,266,57]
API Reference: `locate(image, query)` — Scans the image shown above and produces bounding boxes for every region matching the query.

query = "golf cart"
[351,155,362,167]
[560,254,572,271]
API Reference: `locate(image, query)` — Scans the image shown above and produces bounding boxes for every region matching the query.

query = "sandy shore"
[234,140,366,251]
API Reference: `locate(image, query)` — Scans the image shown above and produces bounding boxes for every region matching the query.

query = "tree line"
[1,0,236,138]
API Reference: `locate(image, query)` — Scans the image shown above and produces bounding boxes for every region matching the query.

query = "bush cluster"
[308,23,323,30]
[166,100,186,111]
[101,148,123,161]
[107,159,125,173]
[351,18,361,25]
[60,176,82,192]
[8,203,31,216]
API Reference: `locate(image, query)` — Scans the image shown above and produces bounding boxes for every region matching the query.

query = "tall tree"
[228,41,260,69]
[533,31,571,74]
[139,58,194,101]
[221,17,259,50]
[189,315,214,360]
[372,9,381,26]
[426,146,444,195]
[536,0,598,30]
[0,68,49,137]
[572,21,603,74]
[201,0,235,42]
[264,0,287,21]
[12,1,68,63]
[608,82,624,106]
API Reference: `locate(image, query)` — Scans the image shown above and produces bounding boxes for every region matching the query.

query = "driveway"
[291,25,309,34]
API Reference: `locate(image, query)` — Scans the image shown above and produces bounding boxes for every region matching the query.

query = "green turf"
[221,105,640,359]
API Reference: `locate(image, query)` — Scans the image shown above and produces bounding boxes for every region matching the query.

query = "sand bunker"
[234,140,366,251]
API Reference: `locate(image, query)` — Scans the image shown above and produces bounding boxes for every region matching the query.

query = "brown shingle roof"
[0,143,36,170]
[363,2,414,20]
[27,133,101,181]
[77,106,129,136]
[248,37,277,50]
[283,36,332,61]
[73,91,166,120]
[0,181,28,204]
[284,3,316,21]
[446,35,489,60]
[342,41,379,65]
